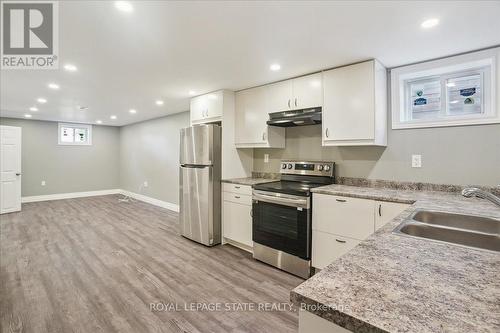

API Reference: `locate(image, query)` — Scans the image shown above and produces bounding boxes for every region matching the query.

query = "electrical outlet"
[264,154,269,163]
[412,154,422,168]
[41,180,46,186]
[143,181,148,187]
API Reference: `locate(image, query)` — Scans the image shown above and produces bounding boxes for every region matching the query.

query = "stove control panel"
[279,161,335,177]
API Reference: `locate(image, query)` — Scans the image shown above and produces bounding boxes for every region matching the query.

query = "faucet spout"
[462,187,500,208]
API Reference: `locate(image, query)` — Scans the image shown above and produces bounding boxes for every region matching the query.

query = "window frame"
[58,122,92,146]
[391,48,499,129]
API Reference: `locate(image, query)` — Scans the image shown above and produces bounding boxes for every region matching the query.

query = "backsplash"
[252,124,500,187]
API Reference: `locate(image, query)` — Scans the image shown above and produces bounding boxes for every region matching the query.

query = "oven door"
[252,190,311,259]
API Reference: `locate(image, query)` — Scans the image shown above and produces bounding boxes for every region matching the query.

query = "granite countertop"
[291,184,500,333]
[221,177,277,186]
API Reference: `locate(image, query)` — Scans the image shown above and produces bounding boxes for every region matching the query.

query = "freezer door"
[180,125,217,166]
[179,165,217,245]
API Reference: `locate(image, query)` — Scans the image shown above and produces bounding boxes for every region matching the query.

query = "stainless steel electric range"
[252,160,335,279]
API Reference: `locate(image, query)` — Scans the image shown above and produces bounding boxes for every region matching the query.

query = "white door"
[292,73,323,109]
[0,126,22,214]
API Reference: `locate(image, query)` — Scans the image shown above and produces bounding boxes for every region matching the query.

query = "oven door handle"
[253,192,308,209]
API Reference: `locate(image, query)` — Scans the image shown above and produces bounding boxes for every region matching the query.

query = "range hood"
[267,108,322,127]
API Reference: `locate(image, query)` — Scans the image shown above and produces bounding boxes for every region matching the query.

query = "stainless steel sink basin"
[411,210,500,234]
[394,210,500,252]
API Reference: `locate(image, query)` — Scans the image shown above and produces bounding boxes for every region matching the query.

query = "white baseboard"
[22,189,121,203]
[118,190,180,212]
[21,189,180,213]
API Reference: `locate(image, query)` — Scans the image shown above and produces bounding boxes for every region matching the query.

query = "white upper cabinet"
[190,90,224,125]
[292,73,323,110]
[266,73,323,113]
[234,86,285,148]
[267,80,293,112]
[322,60,387,146]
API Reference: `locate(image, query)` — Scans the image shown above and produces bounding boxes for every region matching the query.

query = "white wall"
[119,112,190,205]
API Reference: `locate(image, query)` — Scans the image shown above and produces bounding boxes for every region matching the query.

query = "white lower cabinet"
[299,310,350,333]
[312,193,409,270]
[222,184,253,250]
[375,200,411,230]
[312,232,360,270]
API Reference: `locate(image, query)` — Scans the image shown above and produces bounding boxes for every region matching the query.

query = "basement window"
[391,48,499,129]
[58,123,92,145]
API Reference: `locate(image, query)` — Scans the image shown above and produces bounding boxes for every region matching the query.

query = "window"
[391,48,498,129]
[58,123,92,145]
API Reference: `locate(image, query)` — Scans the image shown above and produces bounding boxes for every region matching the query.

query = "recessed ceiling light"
[48,83,60,90]
[96,120,103,124]
[110,115,117,120]
[64,64,77,72]
[24,114,32,118]
[189,90,196,96]
[155,100,164,106]
[270,63,281,71]
[129,109,137,114]
[37,98,47,103]
[421,18,439,29]
[115,1,133,13]
[29,107,38,112]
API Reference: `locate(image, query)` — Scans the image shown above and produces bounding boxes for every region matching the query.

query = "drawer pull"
[336,199,347,202]
[234,196,240,199]
[335,239,346,243]
[234,186,241,189]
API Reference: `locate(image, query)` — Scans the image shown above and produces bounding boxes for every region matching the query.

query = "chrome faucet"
[461,186,500,207]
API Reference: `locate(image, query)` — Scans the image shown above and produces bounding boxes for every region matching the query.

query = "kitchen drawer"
[223,192,252,206]
[313,193,375,240]
[312,231,360,269]
[223,183,252,196]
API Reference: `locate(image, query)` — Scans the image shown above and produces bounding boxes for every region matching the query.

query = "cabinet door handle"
[262,132,266,141]
[336,199,346,202]
[294,98,297,107]
[378,204,382,217]
[16,173,21,176]
[335,239,346,243]
[250,209,253,217]
[234,186,240,189]
[235,196,240,199]
[288,99,291,108]
[325,128,329,138]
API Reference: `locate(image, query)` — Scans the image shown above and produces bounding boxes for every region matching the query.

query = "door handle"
[288,99,291,108]
[234,196,240,199]
[325,128,329,138]
[234,186,241,189]
[262,132,266,141]
[250,209,253,217]
[378,204,382,217]
[16,173,21,176]
[336,198,346,202]
[294,98,297,107]
[335,239,346,243]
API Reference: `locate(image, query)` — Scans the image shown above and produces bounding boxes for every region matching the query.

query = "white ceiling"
[1,0,500,126]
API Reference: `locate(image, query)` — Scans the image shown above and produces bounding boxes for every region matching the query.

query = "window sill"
[392,117,500,130]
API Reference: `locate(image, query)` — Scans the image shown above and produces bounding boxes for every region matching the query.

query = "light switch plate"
[412,154,422,168]
[264,154,269,163]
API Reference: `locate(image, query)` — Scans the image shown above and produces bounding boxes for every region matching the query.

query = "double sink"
[394,210,500,252]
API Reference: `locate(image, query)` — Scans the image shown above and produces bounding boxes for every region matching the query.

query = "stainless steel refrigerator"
[179,124,221,246]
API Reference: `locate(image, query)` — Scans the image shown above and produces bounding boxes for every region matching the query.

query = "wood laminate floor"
[0,195,303,333]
